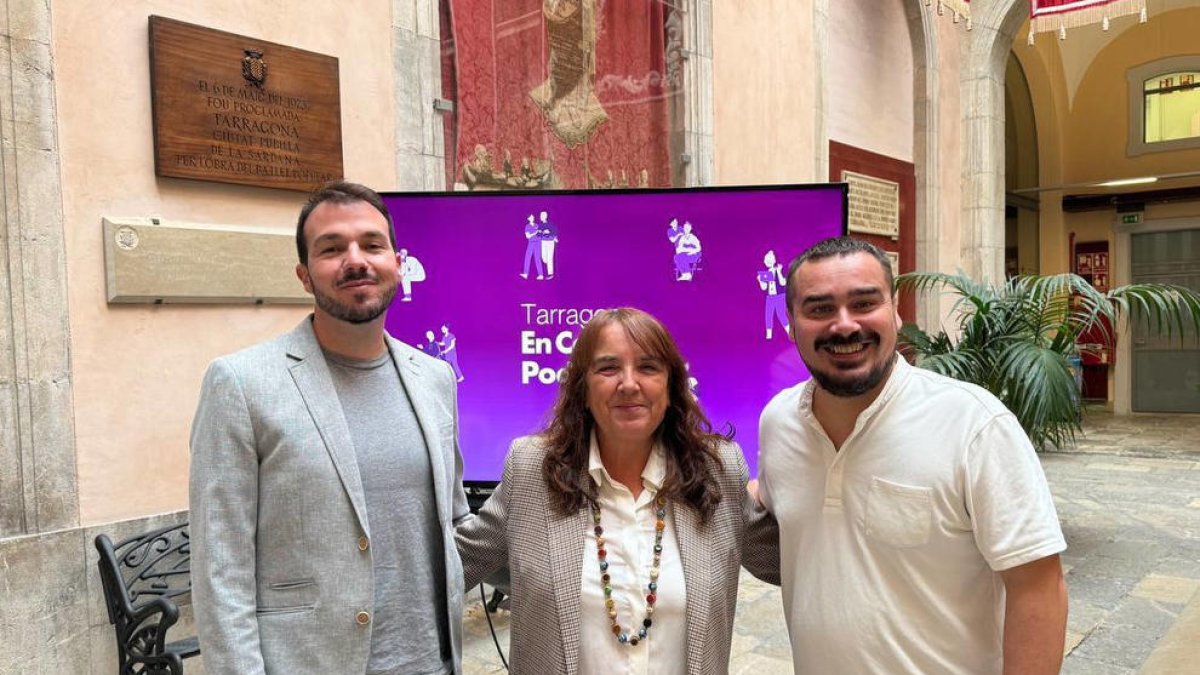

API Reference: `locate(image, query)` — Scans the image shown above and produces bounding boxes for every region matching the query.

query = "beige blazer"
[457,436,780,674]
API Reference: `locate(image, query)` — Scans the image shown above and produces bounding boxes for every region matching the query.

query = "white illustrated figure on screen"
[520,213,545,280]
[398,248,426,302]
[757,249,790,339]
[673,221,702,281]
[538,210,558,279]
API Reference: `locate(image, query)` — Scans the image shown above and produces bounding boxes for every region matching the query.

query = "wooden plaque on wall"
[149,16,343,192]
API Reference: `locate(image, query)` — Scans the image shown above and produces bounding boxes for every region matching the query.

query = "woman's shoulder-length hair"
[540,307,731,522]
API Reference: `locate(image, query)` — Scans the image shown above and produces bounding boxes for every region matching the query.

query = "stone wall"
[393,0,447,191]
[0,0,77,540]
[0,0,438,671]
[0,511,205,675]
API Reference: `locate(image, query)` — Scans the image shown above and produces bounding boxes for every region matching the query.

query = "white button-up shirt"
[578,437,686,675]
[759,357,1067,674]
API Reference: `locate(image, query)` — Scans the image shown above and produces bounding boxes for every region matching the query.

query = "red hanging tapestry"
[444,0,676,190]
[1030,0,1146,38]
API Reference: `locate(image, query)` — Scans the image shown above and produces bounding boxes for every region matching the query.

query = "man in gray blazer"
[189,181,469,674]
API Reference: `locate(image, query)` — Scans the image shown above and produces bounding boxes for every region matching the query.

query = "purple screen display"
[382,185,847,482]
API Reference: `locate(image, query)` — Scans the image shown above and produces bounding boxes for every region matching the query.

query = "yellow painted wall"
[1014,10,1200,275]
[1013,23,1071,274]
[1065,9,1200,274]
[1064,8,1200,184]
[713,0,816,184]
[1012,10,1200,409]
[54,1,399,525]
[1055,10,1200,273]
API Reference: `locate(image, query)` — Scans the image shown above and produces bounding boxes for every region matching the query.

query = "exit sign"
[1121,213,1142,225]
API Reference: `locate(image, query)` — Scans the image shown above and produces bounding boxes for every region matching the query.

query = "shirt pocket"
[864,477,933,548]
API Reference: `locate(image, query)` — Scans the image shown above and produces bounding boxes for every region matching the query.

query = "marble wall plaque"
[103,217,310,304]
[842,169,900,239]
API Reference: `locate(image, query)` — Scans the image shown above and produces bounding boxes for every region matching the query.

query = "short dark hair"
[295,180,395,264]
[785,236,894,313]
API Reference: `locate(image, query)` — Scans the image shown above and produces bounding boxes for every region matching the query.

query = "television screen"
[382,184,847,483]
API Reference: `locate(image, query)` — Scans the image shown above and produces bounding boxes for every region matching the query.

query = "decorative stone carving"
[114,226,140,251]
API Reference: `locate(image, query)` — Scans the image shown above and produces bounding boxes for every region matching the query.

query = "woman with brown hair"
[457,307,779,674]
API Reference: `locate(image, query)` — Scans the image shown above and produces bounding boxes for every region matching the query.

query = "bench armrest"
[122,595,181,658]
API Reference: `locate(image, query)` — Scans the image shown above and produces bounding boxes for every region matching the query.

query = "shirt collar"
[587,431,667,493]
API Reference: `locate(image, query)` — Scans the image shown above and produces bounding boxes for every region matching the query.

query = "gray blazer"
[189,317,470,675]
[457,436,780,674]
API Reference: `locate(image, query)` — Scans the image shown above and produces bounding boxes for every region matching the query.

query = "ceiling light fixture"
[1010,170,1200,194]
[1094,176,1158,188]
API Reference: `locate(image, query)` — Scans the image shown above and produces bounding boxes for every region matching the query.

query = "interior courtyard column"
[0,0,79,539]
[393,0,447,190]
[960,0,1025,282]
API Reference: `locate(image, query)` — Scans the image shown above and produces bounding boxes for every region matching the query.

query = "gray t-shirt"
[325,349,452,675]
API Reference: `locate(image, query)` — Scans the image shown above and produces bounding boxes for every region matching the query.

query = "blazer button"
[356,611,371,625]
[357,536,369,551]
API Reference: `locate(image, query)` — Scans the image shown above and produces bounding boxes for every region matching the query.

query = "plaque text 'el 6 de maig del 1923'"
[149,16,343,192]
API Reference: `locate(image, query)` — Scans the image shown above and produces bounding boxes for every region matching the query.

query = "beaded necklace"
[589,492,667,646]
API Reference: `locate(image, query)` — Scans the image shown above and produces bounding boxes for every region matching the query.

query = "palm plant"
[895,272,1200,449]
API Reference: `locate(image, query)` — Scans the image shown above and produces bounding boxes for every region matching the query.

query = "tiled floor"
[462,411,1200,674]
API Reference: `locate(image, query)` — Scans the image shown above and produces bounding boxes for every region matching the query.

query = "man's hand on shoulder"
[747,478,764,508]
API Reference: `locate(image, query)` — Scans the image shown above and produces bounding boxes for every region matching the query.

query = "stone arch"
[903,0,944,328]
[1010,34,1069,274]
[1005,53,1041,276]
[961,0,1029,281]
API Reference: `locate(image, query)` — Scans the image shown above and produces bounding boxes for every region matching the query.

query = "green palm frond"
[993,341,1079,449]
[896,271,990,299]
[916,350,988,384]
[898,323,986,386]
[1109,283,1200,339]
[895,270,1200,449]
[897,323,940,353]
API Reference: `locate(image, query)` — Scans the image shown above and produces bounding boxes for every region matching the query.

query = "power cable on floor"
[480,584,509,671]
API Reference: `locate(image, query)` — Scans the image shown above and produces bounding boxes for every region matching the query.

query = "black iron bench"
[95,522,200,675]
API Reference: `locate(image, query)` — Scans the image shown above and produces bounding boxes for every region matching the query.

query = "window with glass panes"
[1143,71,1200,144]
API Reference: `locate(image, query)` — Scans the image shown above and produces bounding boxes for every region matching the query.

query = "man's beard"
[312,270,397,325]
[806,331,897,397]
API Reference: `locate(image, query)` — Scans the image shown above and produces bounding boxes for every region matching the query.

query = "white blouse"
[578,439,687,675]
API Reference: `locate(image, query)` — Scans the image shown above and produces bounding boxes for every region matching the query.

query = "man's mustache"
[336,268,377,286]
[814,331,879,350]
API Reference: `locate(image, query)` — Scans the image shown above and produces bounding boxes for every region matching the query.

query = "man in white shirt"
[757,236,1068,674]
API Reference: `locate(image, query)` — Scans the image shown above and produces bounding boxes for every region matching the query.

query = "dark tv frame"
[381,182,850,491]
